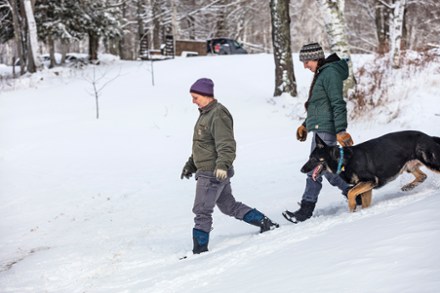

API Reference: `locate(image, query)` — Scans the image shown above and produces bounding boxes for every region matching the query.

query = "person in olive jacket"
[283,43,355,224]
[181,78,279,254]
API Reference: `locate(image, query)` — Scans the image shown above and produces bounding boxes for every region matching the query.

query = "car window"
[233,41,241,48]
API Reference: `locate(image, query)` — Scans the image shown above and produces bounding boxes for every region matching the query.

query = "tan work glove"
[296,125,307,141]
[214,169,228,181]
[337,131,354,147]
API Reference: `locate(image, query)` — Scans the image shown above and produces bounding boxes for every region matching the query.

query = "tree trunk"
[10,0,26,75]
[269,0,297,97]
[137,0,146,57]
[215,0,227,37]
[375,0,389,54]
[316,0,355,97]
[389,0,407,69]
[48,36,56,68]
[89,33,99,62]
[152,0,162,49]
[22,0,41,72]
[60,39,69,64]
[119,0,136,60]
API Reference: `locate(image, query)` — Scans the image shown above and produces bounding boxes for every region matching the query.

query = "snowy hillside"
[1,53,439,293]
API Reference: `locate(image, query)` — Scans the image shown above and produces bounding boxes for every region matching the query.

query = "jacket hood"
[320,53,349,80]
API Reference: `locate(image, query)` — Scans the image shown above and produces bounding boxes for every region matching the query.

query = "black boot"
[282,200,316,223]
[243,209,279,233]
[192,228,209,254]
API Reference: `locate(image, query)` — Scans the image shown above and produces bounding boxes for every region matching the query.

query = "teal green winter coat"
[184,99,236,172]
[305,54,349,135]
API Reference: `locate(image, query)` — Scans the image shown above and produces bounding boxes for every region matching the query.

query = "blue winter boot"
[243,209,279,233]
[192,228,209,254]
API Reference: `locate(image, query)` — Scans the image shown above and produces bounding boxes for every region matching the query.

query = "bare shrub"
[348,50,439,121]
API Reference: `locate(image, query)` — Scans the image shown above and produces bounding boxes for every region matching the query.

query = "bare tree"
[83,67,121,119]
[375,0,390,53]
[151,0,164,49]
[7,0,26,75]
[270,0,297,97]
[316,0,355,96]
[22,0,41,72]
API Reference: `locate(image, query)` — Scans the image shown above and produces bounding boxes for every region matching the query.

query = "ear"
[315,134,327,149]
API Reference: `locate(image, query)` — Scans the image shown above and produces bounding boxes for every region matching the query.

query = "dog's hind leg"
[401,162,427,191]
[360,190,373,208]
[348,182,376,212]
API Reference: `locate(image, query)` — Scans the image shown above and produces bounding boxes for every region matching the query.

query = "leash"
[336,147,344,174]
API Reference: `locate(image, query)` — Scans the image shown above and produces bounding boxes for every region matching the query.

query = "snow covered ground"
[1,53,440,293]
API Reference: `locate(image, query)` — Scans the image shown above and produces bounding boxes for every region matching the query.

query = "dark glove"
[337,131,354,147]
[296,124,307,141]
[180,167,193,180]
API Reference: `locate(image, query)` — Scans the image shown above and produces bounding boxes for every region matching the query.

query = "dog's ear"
[315,134,327,149]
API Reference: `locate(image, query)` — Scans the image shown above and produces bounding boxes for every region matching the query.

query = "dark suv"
[207,38,248,55]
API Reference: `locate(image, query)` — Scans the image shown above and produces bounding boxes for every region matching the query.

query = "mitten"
[296,125,307,141]
[337,131,354,147]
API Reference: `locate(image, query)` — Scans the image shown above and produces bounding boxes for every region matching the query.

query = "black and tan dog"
[301,131,440,212]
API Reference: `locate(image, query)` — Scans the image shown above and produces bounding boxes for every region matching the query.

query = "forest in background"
[1,0,440,63]
[1,0,440,106]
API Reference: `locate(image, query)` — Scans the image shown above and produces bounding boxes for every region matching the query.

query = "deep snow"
[0,53,439,293]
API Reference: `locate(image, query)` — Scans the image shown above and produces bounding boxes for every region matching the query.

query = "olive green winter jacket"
[305,54,349,135]
[184,99,236,172]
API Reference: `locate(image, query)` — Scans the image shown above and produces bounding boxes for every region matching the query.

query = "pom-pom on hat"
[299,43,325,62]
[190,78,214,97]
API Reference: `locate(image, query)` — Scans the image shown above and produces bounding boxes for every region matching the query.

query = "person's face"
[191,93,212,108]
[303,60,318,73]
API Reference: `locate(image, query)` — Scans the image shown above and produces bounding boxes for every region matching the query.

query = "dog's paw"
[401,184,415,191]
[348,202,357,212]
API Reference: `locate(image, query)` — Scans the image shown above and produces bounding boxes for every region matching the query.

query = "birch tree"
[316,0,355,96]
[22,0,41,72]
[389,0,407,68]
[269,0,297,97]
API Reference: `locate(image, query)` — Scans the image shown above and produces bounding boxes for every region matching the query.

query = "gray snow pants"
[302,131,351,203]
[193,168,252,233]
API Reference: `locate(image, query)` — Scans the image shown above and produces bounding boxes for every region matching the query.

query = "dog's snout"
[300,164,308,173]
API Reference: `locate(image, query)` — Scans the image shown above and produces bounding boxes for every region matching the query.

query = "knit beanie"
[299,43,325,62]
[190,78,214,97]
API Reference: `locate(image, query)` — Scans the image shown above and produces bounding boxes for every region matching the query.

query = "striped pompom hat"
[299,43,325,62]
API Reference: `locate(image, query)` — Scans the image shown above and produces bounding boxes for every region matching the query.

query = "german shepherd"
[301,131,440,212]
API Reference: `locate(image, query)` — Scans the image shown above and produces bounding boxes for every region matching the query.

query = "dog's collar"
[336,147,344,174]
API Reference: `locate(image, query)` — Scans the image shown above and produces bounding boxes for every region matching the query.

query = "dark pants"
[302,131,350,203]
[193,168,252,233]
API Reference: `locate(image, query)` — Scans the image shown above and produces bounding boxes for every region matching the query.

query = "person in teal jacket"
[283,43,355,224]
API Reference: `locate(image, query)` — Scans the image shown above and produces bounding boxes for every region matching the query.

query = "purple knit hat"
[190,78,214,97]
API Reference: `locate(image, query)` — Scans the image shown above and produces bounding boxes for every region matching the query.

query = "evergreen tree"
[35,0,83,66]
[77,0,123,62]
[0,0,15,44]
